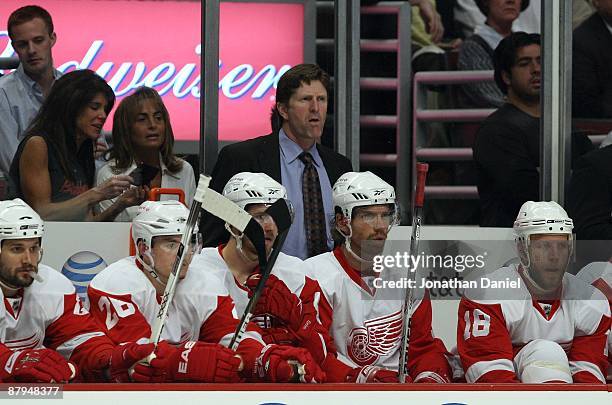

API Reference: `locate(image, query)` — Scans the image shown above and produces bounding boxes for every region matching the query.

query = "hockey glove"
[254,344,325,383]
[346,366,411,383]
[109,341,155,382]
[143,341,242,383]
[0,348,76,383]
[247,274,328,363]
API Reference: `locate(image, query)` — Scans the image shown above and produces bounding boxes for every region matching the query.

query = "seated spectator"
[454,0,540,38]
[572,0,612,119]
[96,87,195,221]
[8,69,140,221]
[457,0,529,108]
[567,142,612,239]
[473,32,593,227]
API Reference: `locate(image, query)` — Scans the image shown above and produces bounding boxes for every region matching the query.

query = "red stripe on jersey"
[569,312,610,382]
[198,295,243,344]
[407,293,451,382]
[591,278,612,303]
[333,247,373,296]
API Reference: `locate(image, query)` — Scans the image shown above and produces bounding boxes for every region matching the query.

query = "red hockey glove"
[247,274,328,363]
[109,341,155,382]
[143,341,242,383]
[246,274,302,330]
[259,327,298,346]
[346,366,411,383]
[0,348,76,383]
[254,344,325,383]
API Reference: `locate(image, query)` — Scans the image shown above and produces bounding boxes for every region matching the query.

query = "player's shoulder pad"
[462,264,527,303]
[30,265,76,295]
[270,252,308,291]
[89,257,149,296]
[190,248,227,276]
[577,261,612,286]
[564,273,610,307]
[179,263,229,297]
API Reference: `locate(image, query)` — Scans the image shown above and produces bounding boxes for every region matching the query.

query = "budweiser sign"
[0,0,305,142]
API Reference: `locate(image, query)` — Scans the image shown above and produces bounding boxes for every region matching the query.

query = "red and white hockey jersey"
[577,261,612,381]
[2,265,117,380]
[88,256,263,348]
[458,264,611,383]
[191,246,320,323]
[304,248,451,382]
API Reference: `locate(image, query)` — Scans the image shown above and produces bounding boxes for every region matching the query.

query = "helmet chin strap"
[0,277,21,294]
[225,223,258,264]
[338,223,373,265]
[136,252,167,287]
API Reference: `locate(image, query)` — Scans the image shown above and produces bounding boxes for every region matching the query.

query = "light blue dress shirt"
[278,129,334,260]
[0,64,62,175]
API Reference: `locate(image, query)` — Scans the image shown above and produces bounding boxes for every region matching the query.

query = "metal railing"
[412,70,495,201]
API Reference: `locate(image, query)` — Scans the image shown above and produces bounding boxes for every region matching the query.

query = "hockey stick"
[398,162,429,383]
[229,198,293,350]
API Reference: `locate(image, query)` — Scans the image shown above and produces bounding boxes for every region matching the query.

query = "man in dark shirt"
[572,0,612,119]
[473,32,593,227]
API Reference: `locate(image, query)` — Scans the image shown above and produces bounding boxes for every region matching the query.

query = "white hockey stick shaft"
[148,175,210,346]
[398,163,428,383]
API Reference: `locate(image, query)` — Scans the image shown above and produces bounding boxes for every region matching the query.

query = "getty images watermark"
[370,250,522,291]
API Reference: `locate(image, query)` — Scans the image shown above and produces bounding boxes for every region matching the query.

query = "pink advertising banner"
[0,0,305,141]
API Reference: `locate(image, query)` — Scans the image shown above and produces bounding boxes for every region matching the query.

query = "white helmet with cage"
[333,171,397,222]
[333,172,397,263]
[0,198,44,253]
[513,201,574,288]
[132,200,197,285]
[222,172,287,210]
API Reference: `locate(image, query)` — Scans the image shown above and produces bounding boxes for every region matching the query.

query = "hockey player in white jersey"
[458,201,611,383]
[0,199,158,383]
[576,261,611,381]
[303,171,452,383]
[88,200,324,383]
[190,172,332,379]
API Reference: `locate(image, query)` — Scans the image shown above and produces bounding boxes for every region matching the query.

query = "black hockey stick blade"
[229,198,292,350]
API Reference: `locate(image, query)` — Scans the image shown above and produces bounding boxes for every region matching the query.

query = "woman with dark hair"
[9,69,142,221]
[96,86,195,221]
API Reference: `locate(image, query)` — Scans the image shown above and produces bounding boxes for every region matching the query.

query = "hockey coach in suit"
[200,63,353,259]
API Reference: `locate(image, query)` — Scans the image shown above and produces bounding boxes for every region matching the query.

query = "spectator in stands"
[567,139,612,239]
[473,32,593,227]
[0,6,61,178]
[8,69,141,221]
[363,0,444,42]
[200,63,353,260]
[457,0,530,108]
[572,0,612,119]
[96,87,195,221]
[454,0,540,38]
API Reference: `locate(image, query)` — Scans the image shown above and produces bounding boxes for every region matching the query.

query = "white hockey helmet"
[222,172,287,210]
[132,200,192,252]
[0,199,44,250]
[333,171,397,222]
[513,201,573,242]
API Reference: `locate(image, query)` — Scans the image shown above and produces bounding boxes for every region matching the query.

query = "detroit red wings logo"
[347,310,403,366]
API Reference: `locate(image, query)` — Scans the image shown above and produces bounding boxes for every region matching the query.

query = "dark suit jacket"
[567,144,612,240]
[200,132,353,247]
[572,13,612,118]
